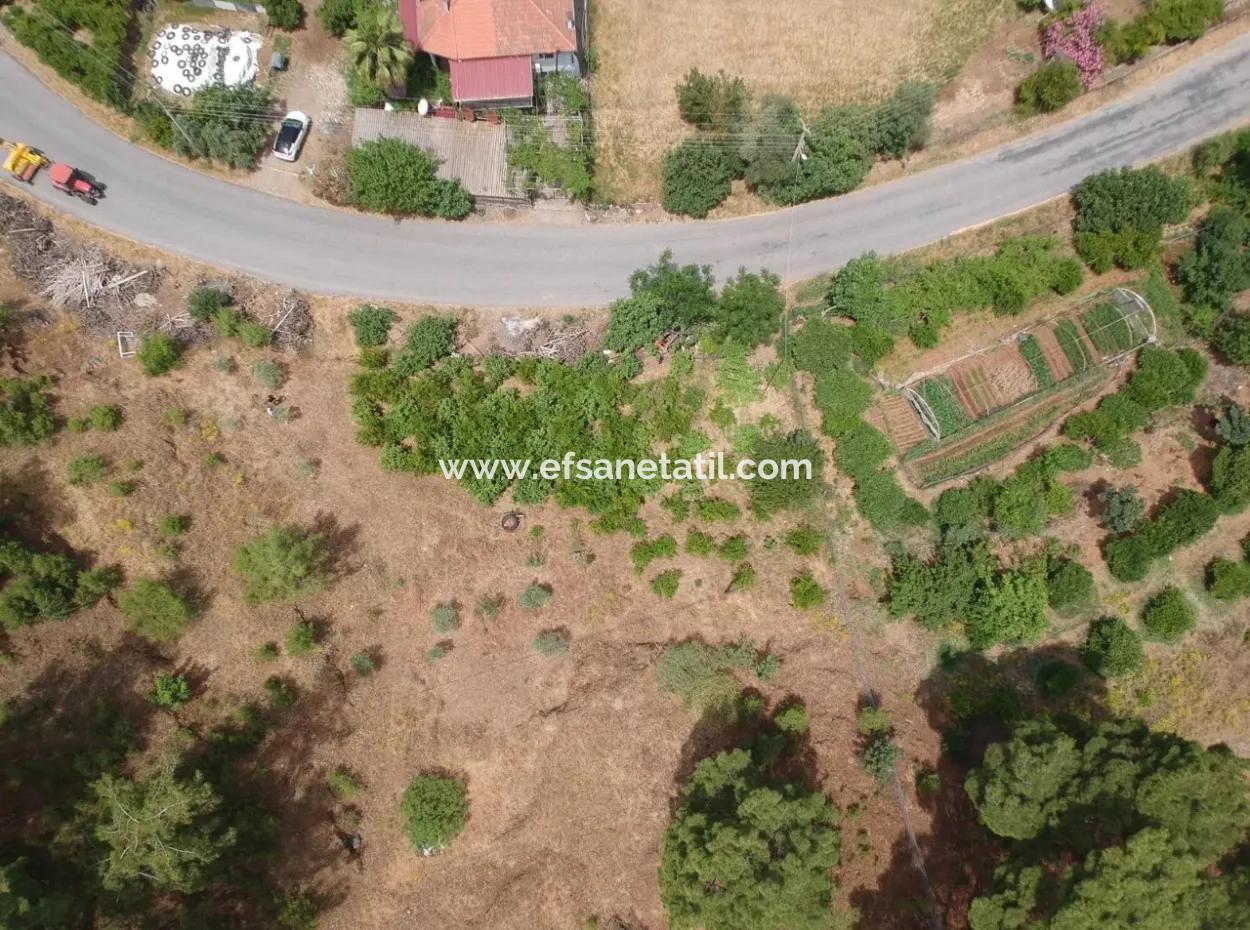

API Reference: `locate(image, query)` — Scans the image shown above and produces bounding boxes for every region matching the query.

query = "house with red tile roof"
[398,0,583,108]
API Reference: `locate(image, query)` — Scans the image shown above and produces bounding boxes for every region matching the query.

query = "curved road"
[4,37,1250,307]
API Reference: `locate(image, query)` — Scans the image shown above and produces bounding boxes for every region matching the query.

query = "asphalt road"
[4,37,1250,308]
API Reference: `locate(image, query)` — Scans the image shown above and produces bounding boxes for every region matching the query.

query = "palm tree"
[347,7,415,91]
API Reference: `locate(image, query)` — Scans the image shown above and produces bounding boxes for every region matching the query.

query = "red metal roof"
[449,55,534,102]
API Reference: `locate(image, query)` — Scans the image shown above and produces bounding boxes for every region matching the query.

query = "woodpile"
[0,191,161,333]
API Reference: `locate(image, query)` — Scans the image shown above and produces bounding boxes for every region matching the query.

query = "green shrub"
[1082,617,1144,677]
[108,479,134,498]
[264,675,297,707]
[834,422,893,479]
[150,672,192,710]
[256,641,280,662]
[395,316,457,373]
[520,583,552,610]
[1211,445,1250,513]
[1099,485,1145,533]
[67,453,106,487]
[264,0,304,29]
[431,602,460,633]
[728,562,756,592]
[695,497,741,523]
[685,528,716,556]
[790,571,826,609]
[790,318,853,373]
[6,0,132,109]
[88,404,123,431]
[1140,586,1196,641]
[854,469,929,532]
[1216,403,1250,448]
[631,535,677,573]
[715,534,747,562]
[347,138,473,219]
[655,639,760,715]
[661,141,733,218]
[675,68,750,132]
[784,524,823,556]
[651,569,682,598]
[251,360,286,390]
[1177,206,1250,311]
[533,629,569,655]
[233,526,328,603]
[857,705,894,736]
[1072,167,1191,271]
[350,652,375,675]
[238,322,271,348]
[119,579,191,642]
[136,333,181,376]
[348,304,397,347]
[861,733,903,783]
[1212,313,1250,366]
[714,269,784,347]
[1206,557,1250,600]
[1017,59,1083,114]
[774,703,810,734]
[401,775,467,851]
[1046,559,1095,616]
[158,515,189,539]
[1151,0,1223,42]
[187,287,232,321]
[746,430,824,518]
[1104,534,1154,582]
[172,84,275,169]
[285,620,318,656]
[0,377,55,446]
[327,768,362,798]
[604,252,717,352]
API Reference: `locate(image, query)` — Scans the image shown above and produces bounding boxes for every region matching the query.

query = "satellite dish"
[417,98,430,116]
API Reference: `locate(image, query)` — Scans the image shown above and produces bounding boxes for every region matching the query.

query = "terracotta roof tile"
[401,0,576,60]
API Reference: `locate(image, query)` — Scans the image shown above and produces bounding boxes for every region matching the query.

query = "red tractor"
[48,163,105,205]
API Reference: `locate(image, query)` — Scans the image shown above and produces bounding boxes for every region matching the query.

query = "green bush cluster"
[346,138,472,219]
[650,569,682,598]
[508,119,594,202]
[1062,346,1206,455]
[1207,556,1250,600]
[933,447,1080,540]
[630,535,677,573]
[150,672,192,710]
[347,304,397,347]
[264,0,304,30]
[1046,559,1096,617]
[604,253,781,351]
[789,570,826,610]
[887,540,1049,649]
[0,535,119,630]
[826,238,1083,349]
[1097,0,1222,67]
[664,75,934,214]
[233,526,328,603]
[136,334,182,376]
[400,775,467,851]
[654,639,770,717]
[5,0,133,109]
[1082,616,1143,677]
[1071,167,1192,272]
[1099,485,1146,533]
[171,85,276,169]
[1140,586,1196,641]
[1104,489,1220,581]
[350,303,716,530]
[119,579,192,643]
[1016,59,1083,115]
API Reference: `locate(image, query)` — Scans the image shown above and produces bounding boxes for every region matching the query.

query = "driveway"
[3,36,1250,308]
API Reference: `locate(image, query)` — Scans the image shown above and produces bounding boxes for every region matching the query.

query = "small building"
[398,0,583,108]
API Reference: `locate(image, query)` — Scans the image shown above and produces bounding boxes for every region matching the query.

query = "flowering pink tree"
[1042,3,1106,88]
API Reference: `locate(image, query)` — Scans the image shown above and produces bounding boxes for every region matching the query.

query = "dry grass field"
[590,0,1011,202]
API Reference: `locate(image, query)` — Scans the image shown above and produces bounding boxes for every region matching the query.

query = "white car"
[273,111,311,162]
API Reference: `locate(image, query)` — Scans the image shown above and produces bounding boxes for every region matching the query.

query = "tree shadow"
[0,459,78,554]
[310,511,362,580]
[850,644,1108,930]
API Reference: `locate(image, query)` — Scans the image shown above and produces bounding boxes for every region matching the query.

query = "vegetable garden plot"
[879,287,1155,485]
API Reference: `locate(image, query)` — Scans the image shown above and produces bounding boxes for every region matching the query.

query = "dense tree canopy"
[966,718,1250,930]
[659,748,840,930]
